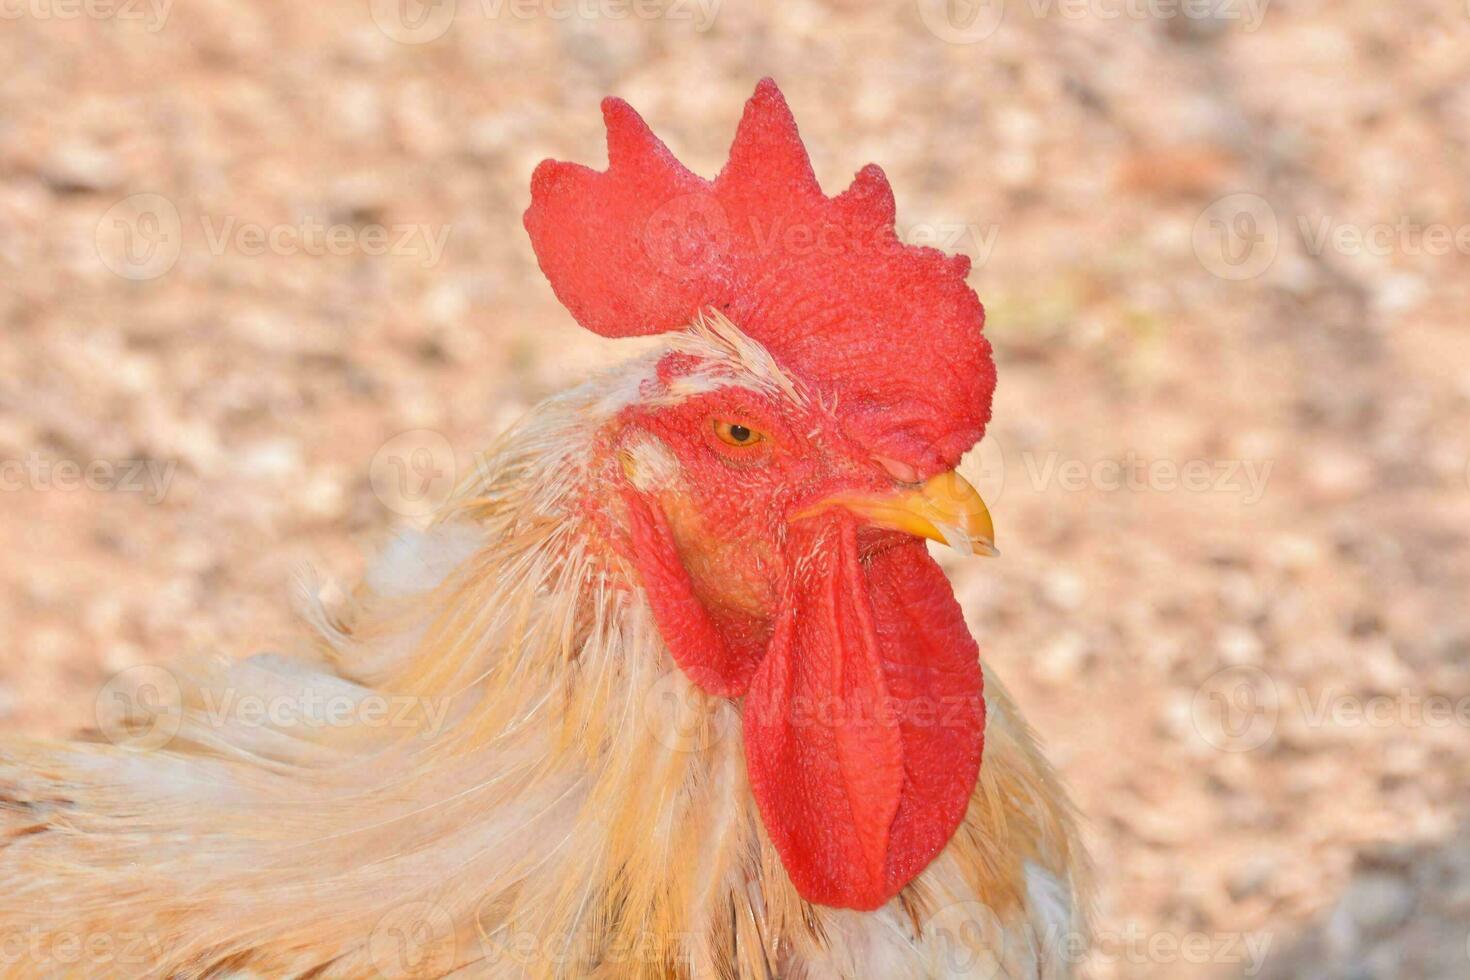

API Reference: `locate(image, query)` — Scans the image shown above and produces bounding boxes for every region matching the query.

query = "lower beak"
[794,470,998,557]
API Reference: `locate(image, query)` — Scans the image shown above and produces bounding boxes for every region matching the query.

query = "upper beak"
[794,470,998,557]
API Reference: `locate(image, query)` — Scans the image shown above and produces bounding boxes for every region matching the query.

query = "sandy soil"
[4,1,1470,976]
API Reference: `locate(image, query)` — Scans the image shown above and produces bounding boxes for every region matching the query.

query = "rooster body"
[0,83,1090,978]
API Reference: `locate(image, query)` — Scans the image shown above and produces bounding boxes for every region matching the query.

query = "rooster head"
[525,79,996,912]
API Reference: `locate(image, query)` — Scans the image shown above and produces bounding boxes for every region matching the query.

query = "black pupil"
[728,424,752,443]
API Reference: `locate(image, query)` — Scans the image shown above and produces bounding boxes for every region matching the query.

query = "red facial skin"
[595,359,986,911]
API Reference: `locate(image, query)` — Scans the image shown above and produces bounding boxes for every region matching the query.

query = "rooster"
[0,80,1089,978]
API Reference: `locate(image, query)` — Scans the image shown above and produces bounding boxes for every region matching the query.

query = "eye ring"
[713,419,764,447]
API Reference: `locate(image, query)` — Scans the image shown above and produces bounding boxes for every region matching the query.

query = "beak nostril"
[871,453,919,485]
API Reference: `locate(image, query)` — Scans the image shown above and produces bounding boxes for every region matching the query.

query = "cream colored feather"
[0,317,1089,979]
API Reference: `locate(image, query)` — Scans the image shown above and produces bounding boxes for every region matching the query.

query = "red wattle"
[743,515,985,910]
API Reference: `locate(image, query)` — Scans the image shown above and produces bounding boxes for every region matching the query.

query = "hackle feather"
[0,318,1087,978]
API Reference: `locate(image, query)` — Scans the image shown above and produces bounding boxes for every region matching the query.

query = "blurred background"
[3,1,1470,976]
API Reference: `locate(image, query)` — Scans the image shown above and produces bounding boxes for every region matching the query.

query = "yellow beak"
[794,470,998,557]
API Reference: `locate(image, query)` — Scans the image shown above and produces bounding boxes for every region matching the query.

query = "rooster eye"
[713,420,763,447]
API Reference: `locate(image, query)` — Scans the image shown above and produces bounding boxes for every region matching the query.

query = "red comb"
[524,78,994,471]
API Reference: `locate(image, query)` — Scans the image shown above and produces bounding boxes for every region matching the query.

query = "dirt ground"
[4,1,1470,977]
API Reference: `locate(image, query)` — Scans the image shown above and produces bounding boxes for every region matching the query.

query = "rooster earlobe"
[618,488,763,697]
[716,78,822,202]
